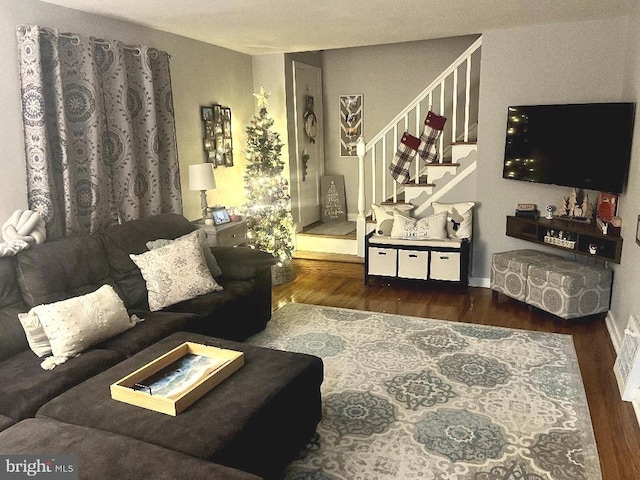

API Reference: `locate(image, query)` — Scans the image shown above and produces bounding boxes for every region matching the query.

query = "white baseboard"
[633,397,640,427]
[469,276,490,288]
[605,310,623,353]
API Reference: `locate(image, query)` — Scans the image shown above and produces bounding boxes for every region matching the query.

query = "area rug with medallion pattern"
[247,303,600,480]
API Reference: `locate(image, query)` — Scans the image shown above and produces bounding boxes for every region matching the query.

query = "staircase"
[295,36,482,259]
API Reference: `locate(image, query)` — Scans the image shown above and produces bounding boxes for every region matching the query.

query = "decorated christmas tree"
[242,86,296,284]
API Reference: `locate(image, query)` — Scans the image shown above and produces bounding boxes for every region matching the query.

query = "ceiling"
[39,0,634,55]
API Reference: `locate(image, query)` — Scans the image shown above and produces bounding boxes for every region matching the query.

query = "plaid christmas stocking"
[417,111,447,163]
[389,132,420,184]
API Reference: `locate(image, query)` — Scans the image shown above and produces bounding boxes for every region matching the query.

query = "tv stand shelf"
[506,215,622,263]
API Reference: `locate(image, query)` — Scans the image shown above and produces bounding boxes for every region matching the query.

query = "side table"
[193,219,247,247]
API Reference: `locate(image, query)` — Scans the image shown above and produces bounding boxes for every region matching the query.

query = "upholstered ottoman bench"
[35,332,324,480]
[490,249,562,301]
[525,259,613,320]
[0,418,262,480]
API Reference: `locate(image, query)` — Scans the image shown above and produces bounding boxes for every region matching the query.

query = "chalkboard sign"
[321,175,347,222]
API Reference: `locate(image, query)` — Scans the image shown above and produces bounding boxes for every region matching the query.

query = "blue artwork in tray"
[134,354,222,399]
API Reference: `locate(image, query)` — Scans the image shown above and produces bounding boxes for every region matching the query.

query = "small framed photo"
[213,104,222,121]
[221,107,232,136]
[213,208,231,226]
[636,215,640,247]
[201,106,213,121]
[224,138,234,167]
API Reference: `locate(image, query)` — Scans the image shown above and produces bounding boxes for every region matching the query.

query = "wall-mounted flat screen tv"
[502,102,635,194]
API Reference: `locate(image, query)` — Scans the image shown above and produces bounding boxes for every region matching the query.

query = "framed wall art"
[221,107,233,166]
[339,94,363,157]
[202,104,234,167]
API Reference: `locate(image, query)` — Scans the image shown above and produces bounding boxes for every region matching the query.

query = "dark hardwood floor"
[272,258,640,480]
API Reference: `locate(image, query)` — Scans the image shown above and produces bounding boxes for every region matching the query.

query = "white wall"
[252,54,290,184]
[0,0,254,225]
[475,17,629,281]
[320,35,481,215]
[610,3,640,347]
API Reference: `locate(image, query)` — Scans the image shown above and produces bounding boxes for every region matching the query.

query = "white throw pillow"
[391,210,448,239]
[371,203,414,236]
[22,285,138,369]
[390,209,417,238]
[431,201,475,239]
[130,230,223,312]
[146,229,222,277]
[415,212,449,239]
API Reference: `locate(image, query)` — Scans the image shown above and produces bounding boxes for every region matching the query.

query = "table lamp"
[189,163,216,223]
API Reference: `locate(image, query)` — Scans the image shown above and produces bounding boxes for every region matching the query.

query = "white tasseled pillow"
[19,285,138,370]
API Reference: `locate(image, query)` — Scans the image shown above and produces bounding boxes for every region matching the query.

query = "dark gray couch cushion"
[212,246,276,280]
[0,414,14,433]
[0,257,23,308]
[14,235,115,308]
[95,311,197,357]
[0,257,29,361]
[178,278,271,340]
[0,348,122,423]
[0,303,30,362]
[0,418,263,480]
[0,257,30,361]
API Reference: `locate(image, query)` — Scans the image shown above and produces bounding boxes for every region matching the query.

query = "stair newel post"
[356,136,367,257]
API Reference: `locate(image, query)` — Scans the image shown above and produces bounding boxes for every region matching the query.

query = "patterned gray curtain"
[16,25,182,239]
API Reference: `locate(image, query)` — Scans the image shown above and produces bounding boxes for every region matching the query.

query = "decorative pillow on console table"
[431,201,475,239]
[131,230,223,312]
[390,209,448,239]
[146,228,222,277]
[371,203,414,236]
[18,285,138,370]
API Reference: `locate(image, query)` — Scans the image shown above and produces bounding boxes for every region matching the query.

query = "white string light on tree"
[242,86,296,285]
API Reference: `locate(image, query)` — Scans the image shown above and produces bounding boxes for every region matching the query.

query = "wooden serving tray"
[110,342,244,416]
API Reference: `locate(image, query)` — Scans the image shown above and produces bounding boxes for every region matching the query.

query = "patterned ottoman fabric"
[490,250,562,301]
[526,260,612,319]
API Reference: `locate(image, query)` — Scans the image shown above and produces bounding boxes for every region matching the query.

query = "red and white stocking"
[417,111,447,163]
[389,132,420,184]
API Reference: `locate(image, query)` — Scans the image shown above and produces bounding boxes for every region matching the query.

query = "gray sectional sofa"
[0,213,324,479]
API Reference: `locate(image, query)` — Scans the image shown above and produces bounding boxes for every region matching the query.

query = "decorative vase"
[272,258,296,285]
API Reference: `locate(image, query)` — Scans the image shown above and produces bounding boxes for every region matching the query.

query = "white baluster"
[371,143,376,205]
[452,68,458,144]
[356,136,366,257]
[465,56,471,142]
[439,80,445,163]
[382,135,387,202]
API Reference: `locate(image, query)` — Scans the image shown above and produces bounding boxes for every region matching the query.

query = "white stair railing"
[356,37,482,256]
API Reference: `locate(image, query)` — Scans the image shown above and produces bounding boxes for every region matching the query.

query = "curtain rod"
[16,25,173,59]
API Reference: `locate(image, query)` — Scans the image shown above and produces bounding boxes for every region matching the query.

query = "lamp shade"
[189,163,216,191]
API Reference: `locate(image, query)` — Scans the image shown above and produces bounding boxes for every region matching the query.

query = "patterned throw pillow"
[18,285,138,369]
[390,209,417,238]
[390,210,448,239]
[371,203,414,236]
[130,231,223,312]
[146,229,222,277]
[431,202,475,239]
